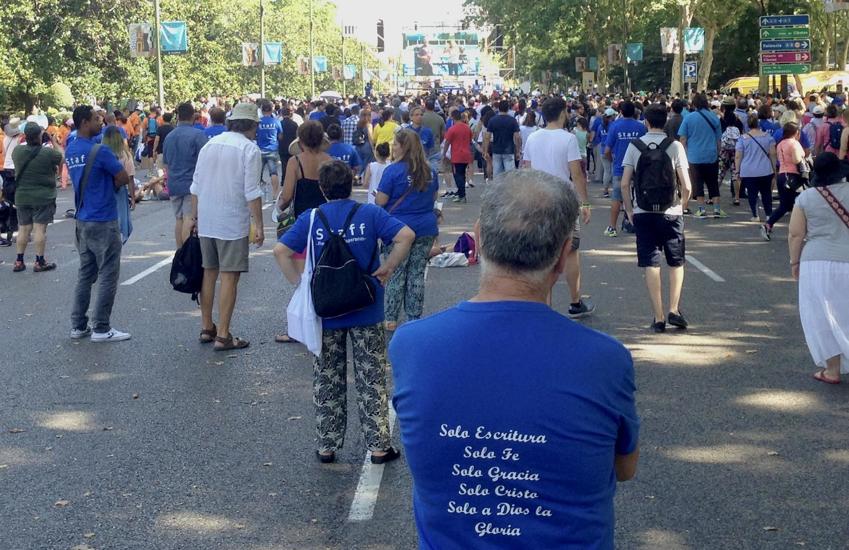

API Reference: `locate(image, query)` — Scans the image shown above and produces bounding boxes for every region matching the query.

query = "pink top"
[777,138,804,174]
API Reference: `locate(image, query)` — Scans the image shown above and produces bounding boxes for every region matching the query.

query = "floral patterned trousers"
[384,235,435,323]
[313,323,390,453]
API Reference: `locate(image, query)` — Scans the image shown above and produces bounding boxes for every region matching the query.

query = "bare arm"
[375,191,390,207]
[615,447,640,481]
[620,165,634,221]
[278,156,298,209]
[679,135,688,152]
[482,131,491,159]
[840,127,849,160]
[788,205,807,281]
[677,164,692,206]
[248,197,264,247]
[274,243,301,284]
[569,159,590,225]
[372,226,415,285]
[113,170,130,191]
[513,130,522,159]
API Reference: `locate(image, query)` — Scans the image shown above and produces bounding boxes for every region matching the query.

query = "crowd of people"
[1,81,848,547]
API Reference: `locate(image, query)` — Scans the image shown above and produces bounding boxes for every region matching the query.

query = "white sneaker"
[70,327,92,339]
[91,328,131,343]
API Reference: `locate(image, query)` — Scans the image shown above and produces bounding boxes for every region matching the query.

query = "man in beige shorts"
[188,102,264,351]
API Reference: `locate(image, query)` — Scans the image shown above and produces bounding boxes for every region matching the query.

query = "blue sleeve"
[373,206,406,244]
[377,164,398,196]
[677,116,689,138]
[422,129,434,150]
[800,131,811,148]
[97,146,125,176]
[614,349,640,455]
[280,209,310,250]
[350,146,361,168]
[604,123,616,151]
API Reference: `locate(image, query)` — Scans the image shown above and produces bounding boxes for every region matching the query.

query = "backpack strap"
[633,139,649,153]
[659,137,675,152]
[76,144,102,215]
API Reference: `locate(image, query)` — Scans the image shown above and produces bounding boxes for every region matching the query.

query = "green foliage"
[0,0,378,111]
[42,82,75,109]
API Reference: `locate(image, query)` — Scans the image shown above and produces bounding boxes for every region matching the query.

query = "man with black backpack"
[620,104,692,333]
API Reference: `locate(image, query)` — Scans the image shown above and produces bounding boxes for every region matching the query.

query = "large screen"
[402,31,482,78]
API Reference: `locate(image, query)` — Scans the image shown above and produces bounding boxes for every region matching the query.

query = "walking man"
[257,100,283,200]
[483,99,521,176]
[188,103,264,351]
[66,105,132,342]
[522,96,595,318]
[620,104,692,332]
[163,101,208,248]
[604,100,646,236]
[12,122,63,272]
[678,93,725,218]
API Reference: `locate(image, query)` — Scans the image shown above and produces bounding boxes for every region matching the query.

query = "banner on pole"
[607,44,623,65]
[297,56,310,75]
[160,21,188,55]
[582,71,595,90]
[128,23,153,58]
[313,56,328,73]
[660,28,678,54]
[343,64,357,79]
[825,0,849,12]
[684,27,705,53]
[332,66,343,80]
[264,42,283,65]
[575,57,588,72]
[588,57,598,71]
[242,43,260,66]
[626,43,643,62]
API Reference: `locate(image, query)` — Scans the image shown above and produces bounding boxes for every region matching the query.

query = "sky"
[329,0,469,53]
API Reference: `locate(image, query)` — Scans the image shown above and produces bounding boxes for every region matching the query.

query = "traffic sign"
[760,39,811,51]
[760,27,810,40]
[760,63,812,75]
[759,14,810,27]
[760,51,812,63]
[683,61,697,82]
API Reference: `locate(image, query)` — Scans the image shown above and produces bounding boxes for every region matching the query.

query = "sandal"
[213,334,249,351]
[370,446,401,465]
[199,324,217,344]
[316,450,336,464]
[385,321,398,332]
[813,369,840,385]
[275,334,299,344]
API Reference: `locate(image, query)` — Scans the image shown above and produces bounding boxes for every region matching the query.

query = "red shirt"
[443,121,473,164]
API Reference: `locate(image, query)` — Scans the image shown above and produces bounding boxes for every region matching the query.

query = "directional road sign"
[760,63,812,75]
[760,51,812,63]
[760,39,811,51]
[759,14,810,27]
[760,27,810,40]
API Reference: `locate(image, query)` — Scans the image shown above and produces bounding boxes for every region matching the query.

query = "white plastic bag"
[286,210,322,356]
[428,252,469,268]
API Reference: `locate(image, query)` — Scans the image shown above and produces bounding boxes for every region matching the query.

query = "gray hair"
[479,170,579,278]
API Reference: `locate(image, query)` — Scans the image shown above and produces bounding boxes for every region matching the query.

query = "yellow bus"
[721,71,849,95]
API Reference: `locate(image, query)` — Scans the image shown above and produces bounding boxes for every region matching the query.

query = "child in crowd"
[364,142,390,204]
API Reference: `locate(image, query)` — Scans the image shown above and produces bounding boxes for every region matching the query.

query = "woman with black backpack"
[274,160,415,465]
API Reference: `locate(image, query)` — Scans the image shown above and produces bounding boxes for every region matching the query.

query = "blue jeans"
[71,220,123,333]
[491,153,516,176]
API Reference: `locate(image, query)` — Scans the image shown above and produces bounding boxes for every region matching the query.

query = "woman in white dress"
[788,152,849,384]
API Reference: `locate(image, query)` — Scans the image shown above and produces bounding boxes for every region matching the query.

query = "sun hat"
[3,117,22,136]
[229,102,260,122]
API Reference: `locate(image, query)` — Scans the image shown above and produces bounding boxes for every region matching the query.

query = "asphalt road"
[1,172,848,550]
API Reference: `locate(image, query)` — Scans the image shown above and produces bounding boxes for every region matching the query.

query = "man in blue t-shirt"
[325,124,362,175]
[484,99,521,176]
[65,105,132,343]
[391,169,639,550]
[204,107,227,140]
[256,100,284,200]
[677,93,725,218]
[604,101,646,237]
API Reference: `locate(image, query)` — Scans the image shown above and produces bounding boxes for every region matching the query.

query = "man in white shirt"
[522,96,595,319]
[620,104,692,333]
[188,103,264,352]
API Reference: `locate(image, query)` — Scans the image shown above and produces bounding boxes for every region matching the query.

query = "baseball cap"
[813,105,825,115]
[229,102,259,122]
[604,108,616,117]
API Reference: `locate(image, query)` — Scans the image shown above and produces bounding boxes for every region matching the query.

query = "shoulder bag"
[75,144,102,218]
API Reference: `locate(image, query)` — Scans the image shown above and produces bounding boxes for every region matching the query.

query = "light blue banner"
[160,21,188,55]
[264,42,282,65]
[313,56,328,73]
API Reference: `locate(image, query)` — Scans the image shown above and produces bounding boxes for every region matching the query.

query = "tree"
[42,82,75,109]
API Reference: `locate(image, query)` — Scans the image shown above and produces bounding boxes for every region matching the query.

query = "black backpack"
[170,234,204,301]
[311,203,378,318]
[632,137,678,212]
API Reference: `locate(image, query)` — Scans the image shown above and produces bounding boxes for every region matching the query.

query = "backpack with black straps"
[170,234,204,302]
[311,202,378,319]
[828,121,843,150]
[632,137,678,212]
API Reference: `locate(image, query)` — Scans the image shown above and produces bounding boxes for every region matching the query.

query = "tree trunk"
[671,2,692,95]
[841,15,849,70]
[697,25,716,92]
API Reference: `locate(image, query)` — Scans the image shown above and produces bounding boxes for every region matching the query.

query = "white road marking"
[685,254,725,283]
[424,265,429,282]
[347,406,397,522]
[120,255,174,286]
[52,218,69,225]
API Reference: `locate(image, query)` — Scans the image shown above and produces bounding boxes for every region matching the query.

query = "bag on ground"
[310,203,378,319]
[453,232,476,258]
[287,210,322,355]
[170,234,204,301]
[632,138,677,212]
[428,252,469,267]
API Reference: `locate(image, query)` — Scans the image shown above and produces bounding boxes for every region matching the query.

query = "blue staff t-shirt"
[257,115,283,153]
[677,109,722,164]
[590,117,609,146]
[604,118,646,176]
[65,137,125,222]
[204,125,226,140]
[410,125,435,155]
[378,161,439,237]
[391,301,639,550]
[280,199,405,329]
[327,142,362,170]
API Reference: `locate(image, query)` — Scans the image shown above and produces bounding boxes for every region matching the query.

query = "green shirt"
[12,145,62,206]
